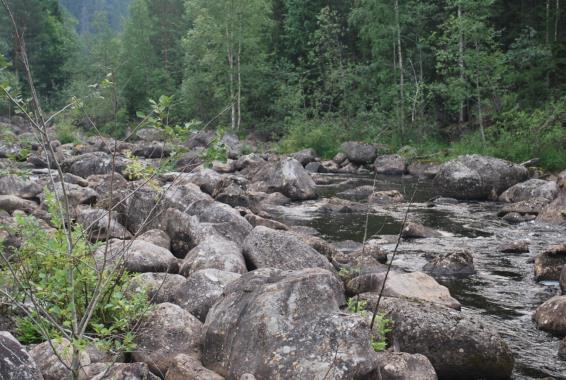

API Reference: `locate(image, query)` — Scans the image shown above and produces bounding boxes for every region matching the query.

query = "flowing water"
[268,173,566,379]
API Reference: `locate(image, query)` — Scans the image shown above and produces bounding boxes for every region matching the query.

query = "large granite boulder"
[537,171,566,225]
[498,179,557,203]
[352,271,461,310]
[433,155,528,200]
[133,303,203,375]
[374,155,407,175]
[180,237,247,276]
[94,239,178,274]
[340,141,377,164]
[0,331,43,380]
[363,297,514,379]
[202,268,380,379]
[251,158,317,200]
[243,226,334,271]
[171,269,241,322]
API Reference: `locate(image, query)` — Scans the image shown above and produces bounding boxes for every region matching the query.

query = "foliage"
[55,119,80,145]
[277,119,345,159]
[1,190,150,350]
[200,129,228,168]
[346,297,392,352]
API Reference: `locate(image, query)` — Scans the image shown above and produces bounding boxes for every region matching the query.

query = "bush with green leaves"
[0,191,150,353]
[345,297,392,352]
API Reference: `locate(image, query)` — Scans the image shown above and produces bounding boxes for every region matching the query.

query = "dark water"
[270,173,566,379]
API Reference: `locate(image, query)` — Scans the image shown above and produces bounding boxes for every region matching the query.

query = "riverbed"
[269,173,566,379]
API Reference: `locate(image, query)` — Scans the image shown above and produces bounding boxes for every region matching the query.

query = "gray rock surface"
[340,141,377,164]
[243,226,334,271]
[202,268,380,379]
[0,331,43,380]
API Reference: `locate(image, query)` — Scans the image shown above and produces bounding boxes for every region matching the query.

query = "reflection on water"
[272,173,566,379]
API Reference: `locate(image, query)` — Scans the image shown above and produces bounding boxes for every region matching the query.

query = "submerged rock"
[533,296,566,337]
[499,240,530,253]
[401,222,442,239]
[423,250,475,277]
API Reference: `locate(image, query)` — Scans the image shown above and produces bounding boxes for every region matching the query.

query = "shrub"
[346,297,392,352]
[55,120,80,145]
[0,190,150,352]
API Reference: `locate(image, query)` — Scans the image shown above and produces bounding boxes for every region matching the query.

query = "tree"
[119,0,186,115]
[0,0,77,104]
[182,0,272,130]
[433,0,506,143]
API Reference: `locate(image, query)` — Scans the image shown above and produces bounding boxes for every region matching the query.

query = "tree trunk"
[475,75,485,145]
[394,0,405,136]
[556,0,560,42]
[458,4,465,124]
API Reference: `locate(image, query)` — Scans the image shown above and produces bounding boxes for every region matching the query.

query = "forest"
[0,0,565,169]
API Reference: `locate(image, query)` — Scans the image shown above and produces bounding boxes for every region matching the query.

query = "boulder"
[0,195,38,214]
[534,242,566,281]
[365,297,514,379]
[561,265,566,294]
[401,222,442,239]
[133,142,171,159]
[0,176,42,199]
[180,237,247,276]
[243,226,334,271]
[533,296,566,336]
[305,162,324,173]
[89,363,160,380]
[422,250,475,277]
[128,272,186,303]
[353,271,461,310]
[340,141,377,164]
[498,179,557,203]
[337,185,375,199]
[221,133,242,159]
[202,268,380,379]
[76,206,132,242]
[40,182,99,209]
[138,229,171,250]
[537,173,566,225]
[30,339,90,380]
[186,130,215,149]
[333,152,348,165]
[133,303,203,375]
[369,190,405,204]
[374,155,407,175]
[291,148,317,166]
[165,355,224,380]
[171,269,241,322]
[407,162,440,179]
[498,241,530,253]
[135,128,166,142]
[375,351,437,380]
[251,158,317,200]
[433,155,528,200]
[65,152,127,178]
[94,239,178,274]
[0,331,43,380]
[175,150,203,172]
[498,197,550,218]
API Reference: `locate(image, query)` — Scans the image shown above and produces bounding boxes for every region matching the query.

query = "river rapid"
[267,173,566,379]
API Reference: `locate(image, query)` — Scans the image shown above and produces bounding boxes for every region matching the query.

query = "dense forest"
[1,0,565,169]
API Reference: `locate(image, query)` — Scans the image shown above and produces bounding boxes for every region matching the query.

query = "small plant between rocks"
[346,297,392,352]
